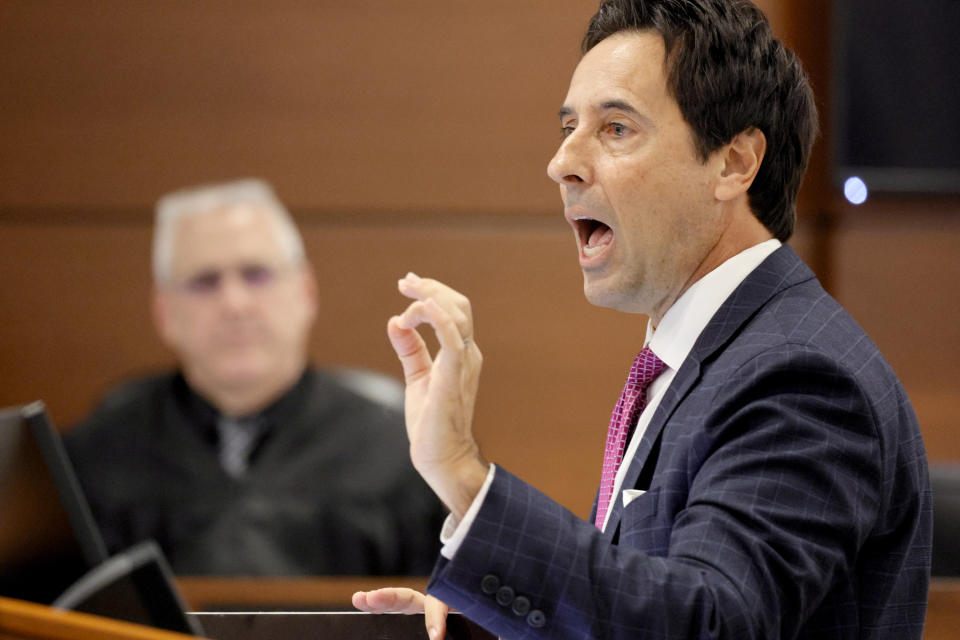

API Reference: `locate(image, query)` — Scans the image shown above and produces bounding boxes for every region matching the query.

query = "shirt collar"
[173,367,314,441]
[646,239,781,370]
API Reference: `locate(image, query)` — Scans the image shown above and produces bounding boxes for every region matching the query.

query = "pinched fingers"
[398,273,476,343]
[395,297,472,369]
[389,273,474,383]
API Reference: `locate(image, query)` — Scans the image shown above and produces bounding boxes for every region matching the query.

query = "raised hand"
[387,273,488,520]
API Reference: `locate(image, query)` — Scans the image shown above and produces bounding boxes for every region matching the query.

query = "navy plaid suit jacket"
[428,246,932,639]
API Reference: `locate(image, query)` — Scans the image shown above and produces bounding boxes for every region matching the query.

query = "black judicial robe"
[64,368,445,576]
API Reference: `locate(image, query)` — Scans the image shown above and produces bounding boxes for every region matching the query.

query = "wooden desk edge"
[0,596,196,640]
[177,576,431,611]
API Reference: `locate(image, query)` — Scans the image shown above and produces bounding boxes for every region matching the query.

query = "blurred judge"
[65,178,444,576]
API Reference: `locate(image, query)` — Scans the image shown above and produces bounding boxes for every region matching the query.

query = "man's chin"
[582,274,620,309]
[207,362,271,389]
[582,276,649,315]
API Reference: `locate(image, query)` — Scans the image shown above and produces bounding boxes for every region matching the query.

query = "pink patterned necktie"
[595,345,667,529]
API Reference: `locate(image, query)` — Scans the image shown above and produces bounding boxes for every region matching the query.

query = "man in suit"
[66,178,445,576]
[354,0,931,638]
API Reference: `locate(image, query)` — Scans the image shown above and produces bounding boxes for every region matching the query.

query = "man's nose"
[217,272,255,311]
[547,131,593,187]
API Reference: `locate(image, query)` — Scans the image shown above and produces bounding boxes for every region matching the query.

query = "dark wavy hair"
[583,0,818,240]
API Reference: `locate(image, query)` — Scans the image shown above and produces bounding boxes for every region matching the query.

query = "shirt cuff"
[439,463,496,559]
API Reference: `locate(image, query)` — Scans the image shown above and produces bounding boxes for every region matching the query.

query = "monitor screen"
[0,401,108,603]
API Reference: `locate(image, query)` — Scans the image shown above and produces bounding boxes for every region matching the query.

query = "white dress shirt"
[443,239,782,555]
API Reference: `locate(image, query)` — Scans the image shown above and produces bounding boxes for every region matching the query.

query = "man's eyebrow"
[599,99,641,117]
[558,100,647,120]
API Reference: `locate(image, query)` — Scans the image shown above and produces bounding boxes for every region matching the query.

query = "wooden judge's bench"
[3,577,955,640]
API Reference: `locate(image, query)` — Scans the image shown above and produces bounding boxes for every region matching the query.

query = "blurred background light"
[843,176,868,205]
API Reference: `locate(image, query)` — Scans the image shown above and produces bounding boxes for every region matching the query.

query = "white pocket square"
[622,489,646,508]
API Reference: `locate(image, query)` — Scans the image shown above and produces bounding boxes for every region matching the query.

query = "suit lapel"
[604,246,815,534]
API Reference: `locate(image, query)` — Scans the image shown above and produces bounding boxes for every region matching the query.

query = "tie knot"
[216,415,264,478]
[218,414,260,432]
[628,345,667,391]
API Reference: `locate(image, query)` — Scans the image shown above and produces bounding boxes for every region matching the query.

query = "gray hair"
[152,178,306,283]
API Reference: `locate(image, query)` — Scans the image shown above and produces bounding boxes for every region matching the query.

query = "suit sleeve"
[426,347,883,639]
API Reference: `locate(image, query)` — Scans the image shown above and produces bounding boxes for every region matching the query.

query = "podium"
[0,596,196,640]
[178,576,960,640]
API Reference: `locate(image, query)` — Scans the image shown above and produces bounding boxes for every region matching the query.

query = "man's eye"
[560,125,575,139]
[184,271,220,294]
[241,265,276,287]
[605,122,629,137]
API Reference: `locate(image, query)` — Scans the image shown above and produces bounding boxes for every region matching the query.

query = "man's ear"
[299,263,320,323]
[715,127,766,202]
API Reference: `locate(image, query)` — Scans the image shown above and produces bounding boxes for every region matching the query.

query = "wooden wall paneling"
[0,0,586,214]
[782,0,836,289]
[0,218,168,421]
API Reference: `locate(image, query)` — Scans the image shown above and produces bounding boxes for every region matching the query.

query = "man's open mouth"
[573,217,614,257]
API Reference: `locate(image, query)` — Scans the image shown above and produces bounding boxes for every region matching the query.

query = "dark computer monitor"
[0,401,203,635]
[0,401,108,603]
[831,0,960,195]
